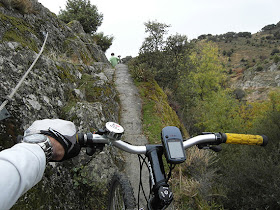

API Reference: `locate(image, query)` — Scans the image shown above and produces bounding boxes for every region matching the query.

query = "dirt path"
[114,64,149,208]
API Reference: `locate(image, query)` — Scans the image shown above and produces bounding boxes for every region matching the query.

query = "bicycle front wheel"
[108,172,136,210]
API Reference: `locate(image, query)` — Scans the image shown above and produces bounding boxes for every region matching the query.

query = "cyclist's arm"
[0,133,66,210]
[0,143,46,209]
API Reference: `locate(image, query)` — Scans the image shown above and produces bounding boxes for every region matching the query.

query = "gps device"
[161,126,186,164]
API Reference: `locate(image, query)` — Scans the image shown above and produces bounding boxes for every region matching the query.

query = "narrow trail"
[114,64,149,208]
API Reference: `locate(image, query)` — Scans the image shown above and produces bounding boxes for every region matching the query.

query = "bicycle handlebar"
[77,123,268,210]
[77,132,268,154]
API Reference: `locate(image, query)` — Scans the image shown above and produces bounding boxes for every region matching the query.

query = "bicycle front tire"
[108,172,136,210]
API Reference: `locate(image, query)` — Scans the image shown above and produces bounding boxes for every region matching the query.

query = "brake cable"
[166,164,175,182]
[137,154,149,209]
[0,32,48,114]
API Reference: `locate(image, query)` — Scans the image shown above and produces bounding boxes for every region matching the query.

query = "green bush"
[128,61,155,82]
[271,48,280,55]
[273,55,280,63]
[256,65,263,71]
[58,0,103,34]
[91,32,113,52]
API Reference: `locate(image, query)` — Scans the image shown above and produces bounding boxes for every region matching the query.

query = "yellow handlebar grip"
[225,133,268,146]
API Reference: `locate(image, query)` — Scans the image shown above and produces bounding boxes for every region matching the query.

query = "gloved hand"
[24,119,81,161]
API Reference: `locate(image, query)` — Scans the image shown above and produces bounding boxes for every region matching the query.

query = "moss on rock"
[0,12,39,51]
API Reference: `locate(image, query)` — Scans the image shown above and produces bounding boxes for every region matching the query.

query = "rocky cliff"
[231,60,280,101]
[0,0,120,208]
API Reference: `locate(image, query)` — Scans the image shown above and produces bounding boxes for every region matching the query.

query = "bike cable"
[137,154,149,209]
[166,164,176,182]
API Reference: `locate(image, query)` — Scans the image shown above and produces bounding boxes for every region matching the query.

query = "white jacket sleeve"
[0,143,46,210]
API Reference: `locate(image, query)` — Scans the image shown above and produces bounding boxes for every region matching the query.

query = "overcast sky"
[38,0,280,59]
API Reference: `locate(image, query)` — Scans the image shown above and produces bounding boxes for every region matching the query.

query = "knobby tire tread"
[108,172,136,210]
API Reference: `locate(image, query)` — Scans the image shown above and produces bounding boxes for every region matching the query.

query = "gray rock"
[232,62,280,101]
[0,2,120,209]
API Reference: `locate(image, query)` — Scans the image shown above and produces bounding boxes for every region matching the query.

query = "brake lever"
[86,143,105,156]
[197,144,222,152]
[210,145,222,152]
[96,129,106,135]
[196,132,223,152]
[86,147,96,156]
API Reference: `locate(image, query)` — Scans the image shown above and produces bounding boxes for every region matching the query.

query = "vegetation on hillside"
[129,20,280,209]
[58,0,113,52]
[196,21,280,78]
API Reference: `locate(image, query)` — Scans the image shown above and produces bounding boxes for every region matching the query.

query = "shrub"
[273,55,280,63]
[237,32,252,38]
[128,62,155,82]
[122,56,133,64]
[262,24,276,31]
[274,31,280,39]
[233,88,245,100]
[91,32,113,52]
[256,65,263,71]
[58,0,103,34]
[226,51,233,57]
[271,48,280,55]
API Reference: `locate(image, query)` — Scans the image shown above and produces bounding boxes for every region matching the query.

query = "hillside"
[0,0,120,208]
[196,21,280,101]
[127,19,280,209]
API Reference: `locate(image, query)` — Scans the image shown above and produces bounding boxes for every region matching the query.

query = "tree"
[188,42,226,101]
[159,34,193,89]
[237,32,252,38]
[198,34,207,40]
[138,20,170,74]
[262,24,276,32]
[164,33,190,59]
[139,20,170,54]
[58,0,103,34]
[176,42,226,135]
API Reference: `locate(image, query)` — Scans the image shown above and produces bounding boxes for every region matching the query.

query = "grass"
[135,80,188,144]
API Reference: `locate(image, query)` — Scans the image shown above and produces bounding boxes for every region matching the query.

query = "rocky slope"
[196,23,280,102]
[0,0,120,208]
[231,61,280,101]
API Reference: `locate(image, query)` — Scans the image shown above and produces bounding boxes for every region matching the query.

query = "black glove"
[24,119,81,161]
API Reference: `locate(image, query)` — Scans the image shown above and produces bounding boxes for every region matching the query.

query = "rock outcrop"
[0,0,119,208]
[232,61,280,101]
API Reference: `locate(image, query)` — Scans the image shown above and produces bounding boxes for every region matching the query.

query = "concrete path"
[114,64,149,208]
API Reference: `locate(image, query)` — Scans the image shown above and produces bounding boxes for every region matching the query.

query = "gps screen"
[167,141,185,159]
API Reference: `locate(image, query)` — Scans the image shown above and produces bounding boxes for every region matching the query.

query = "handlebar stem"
[146,145,166,191]
[146,145,174,209]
